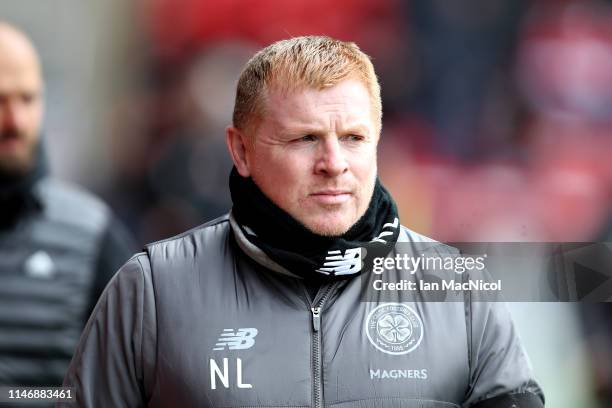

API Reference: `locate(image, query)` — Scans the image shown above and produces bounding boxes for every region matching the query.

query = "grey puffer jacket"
[63,214,544,407]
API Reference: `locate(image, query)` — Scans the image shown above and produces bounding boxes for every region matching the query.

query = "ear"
[226,126,251,177]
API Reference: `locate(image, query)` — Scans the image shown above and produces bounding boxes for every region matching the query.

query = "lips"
[0,133,23,150]
[309,190,352,204]
[312,190,351,195]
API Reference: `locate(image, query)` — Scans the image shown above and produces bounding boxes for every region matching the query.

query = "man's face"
[238,79,379,236]
[0,34,43,178]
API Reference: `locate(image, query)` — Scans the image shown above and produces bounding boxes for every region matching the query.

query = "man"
[0,22,135,388]
[64,36,545,407]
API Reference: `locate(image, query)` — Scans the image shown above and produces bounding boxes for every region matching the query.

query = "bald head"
[0,22,44,178]
[0,23,41,69]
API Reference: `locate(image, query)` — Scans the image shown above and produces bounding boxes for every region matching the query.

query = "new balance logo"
[316,248,362,276]
[371,217,399,244]
[213,328,258,351]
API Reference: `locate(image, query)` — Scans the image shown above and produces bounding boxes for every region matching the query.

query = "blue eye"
[298,134,316,142]
[343,134,364,142]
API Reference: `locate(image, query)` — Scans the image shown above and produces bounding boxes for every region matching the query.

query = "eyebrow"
[279,123,371,137]
[342,124,370,135]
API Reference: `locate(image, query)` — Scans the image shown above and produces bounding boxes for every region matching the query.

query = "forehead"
[262,79,375,130]
[0,37,42,94]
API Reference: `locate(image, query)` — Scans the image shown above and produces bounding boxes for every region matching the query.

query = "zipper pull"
[311,307,321,332]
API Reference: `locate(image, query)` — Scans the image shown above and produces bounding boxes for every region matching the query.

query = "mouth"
[0,133,23,150]
[309,190,353,204]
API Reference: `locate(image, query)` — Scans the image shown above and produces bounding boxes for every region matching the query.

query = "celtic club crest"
[365,303,424,355]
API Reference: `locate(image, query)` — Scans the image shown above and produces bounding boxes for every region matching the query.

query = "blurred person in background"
[0,22,136,390]
[63,36,543,407]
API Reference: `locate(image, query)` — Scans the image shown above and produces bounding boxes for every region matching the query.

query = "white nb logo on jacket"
[316,248,362,275]
[213,328,258,351]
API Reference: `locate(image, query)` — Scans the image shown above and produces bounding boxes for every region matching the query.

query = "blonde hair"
[232,36,382,132]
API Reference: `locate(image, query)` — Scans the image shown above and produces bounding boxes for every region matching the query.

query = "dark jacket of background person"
[0,145,136,388]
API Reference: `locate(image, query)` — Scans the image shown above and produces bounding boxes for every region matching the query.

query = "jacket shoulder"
[145,214,231,259]
[34,177,110,233]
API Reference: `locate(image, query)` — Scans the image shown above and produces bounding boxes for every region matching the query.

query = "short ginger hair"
[232,36,382,133]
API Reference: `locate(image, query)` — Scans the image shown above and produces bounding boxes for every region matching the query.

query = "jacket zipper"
[309,283,337,408]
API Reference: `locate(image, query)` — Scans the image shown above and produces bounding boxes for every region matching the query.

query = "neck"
[229,167,400,280]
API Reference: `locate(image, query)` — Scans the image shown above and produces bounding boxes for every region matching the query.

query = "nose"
[314,138,348,177]
[0,99,24,134]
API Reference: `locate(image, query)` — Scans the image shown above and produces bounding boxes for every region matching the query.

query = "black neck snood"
[229,167,400,282]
